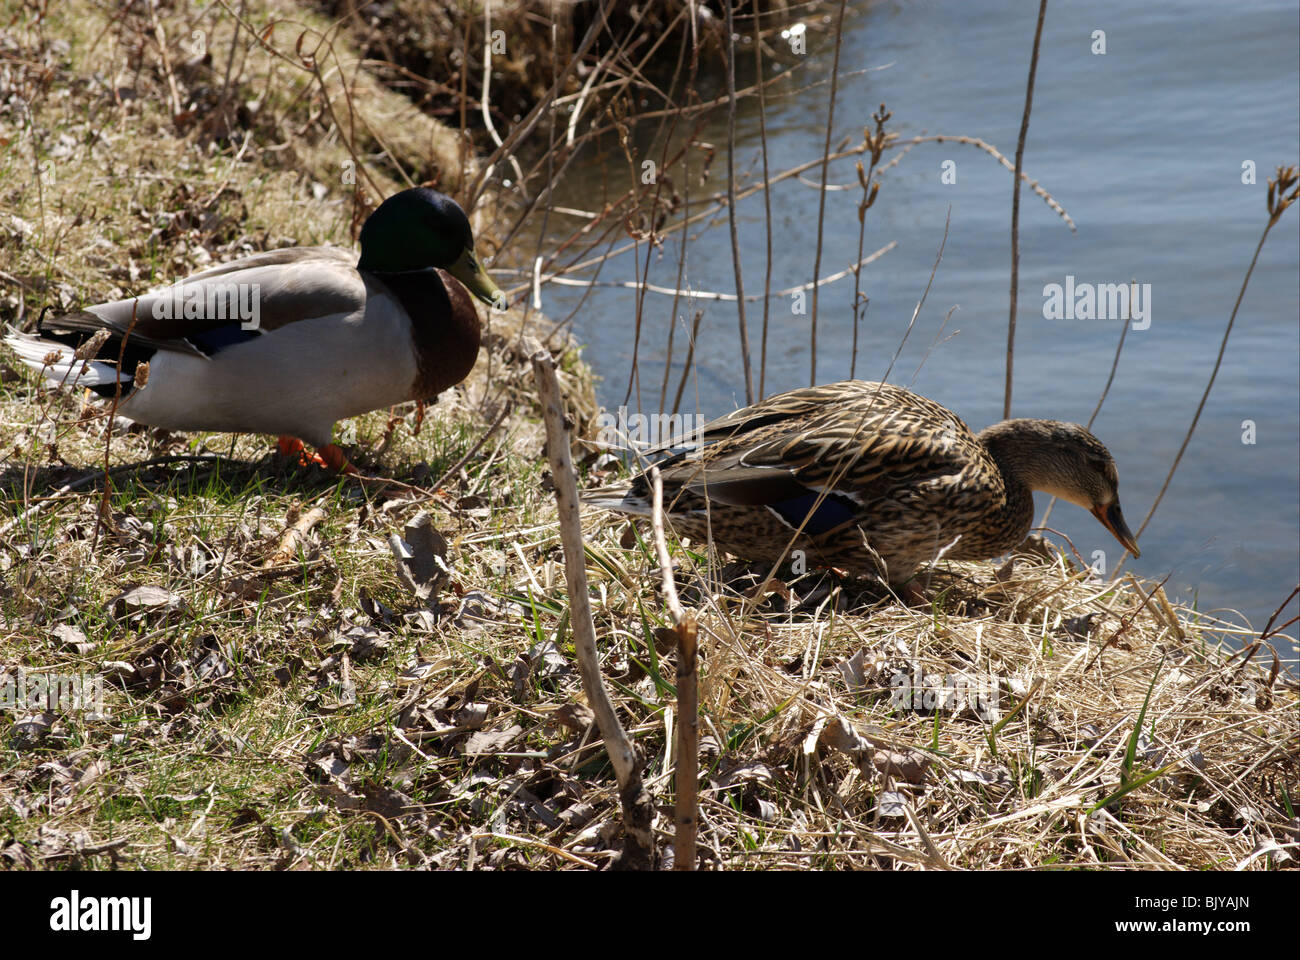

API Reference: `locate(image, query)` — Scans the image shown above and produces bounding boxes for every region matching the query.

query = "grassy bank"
[0,1,1295,871]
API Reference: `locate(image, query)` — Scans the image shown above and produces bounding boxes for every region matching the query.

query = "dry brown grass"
[0,1,1294,872]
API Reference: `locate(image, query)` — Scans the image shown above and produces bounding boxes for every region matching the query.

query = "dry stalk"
[1132,165,1299,548]
[264,506,326,568]
[1004,0,1049,419]
[509,128,1071,313]
[650,467,699,871]
[751,4,774,399]
[808,0,848,387]
[723,0,753,404]
[468,0,610,209]
[527,337,657,870]
[479,3,526,197]
[92,299,143,553]
[145,0,183,118]
[543,244,894,301]
[850,104,891,380]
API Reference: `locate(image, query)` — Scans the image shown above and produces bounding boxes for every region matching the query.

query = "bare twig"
[1085,573,1172,673]
[670,309,704,417]
[752,4,773,398]
[808,0,848,386]
[527,338,657,870]
[1132,166,1299,548]
[1258,585,1300,643]
[542,243,894,301]
[506,131,1072,306]
[1004,0,1049,419]
[479,3,528,198]
[264,506,326,568]
[724,0,753,404]
[650,468,698,872]
[850,104,890,380]
[468,0,609,209]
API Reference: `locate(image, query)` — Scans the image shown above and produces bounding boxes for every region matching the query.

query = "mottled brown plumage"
[584,380,1140,587]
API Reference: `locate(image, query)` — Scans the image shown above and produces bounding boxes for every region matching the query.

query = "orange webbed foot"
[276,435,307,460]
[316,443,358,475]
[274,436,356,474]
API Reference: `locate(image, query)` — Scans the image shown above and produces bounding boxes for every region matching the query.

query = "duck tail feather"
[579,487,653,516]
[3,329,123,389]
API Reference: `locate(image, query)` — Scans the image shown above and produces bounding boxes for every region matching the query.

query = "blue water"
[510,0,1299,654]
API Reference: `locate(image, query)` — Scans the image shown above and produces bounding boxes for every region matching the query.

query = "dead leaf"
[527,640,571,681]
[877,790,908,818]
[711,760,774,791]
[556,801,597,832]
[453,591,525,633]
[873,749,931,784]
[462,724,522,757]
[388,512,450,605]
[108,584,185,623]
[9,712,54,750]
[553,702,594,733]
[1015,534,1057,563]
[509,658,530,702]
[813,715,875,776]
[308,753,351,788]
[817,715,873,757]
[835,648,879,692]
[455,703,489,729]
[1059,613,1096,642]
[329,621,390,662]
[953,766,1012,788]
[52,622,93,653]
[1,839,32,868]
[357,783,415,819]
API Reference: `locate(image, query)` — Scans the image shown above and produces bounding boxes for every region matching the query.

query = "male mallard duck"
[4,188,505,472]
[583,380,1139,592]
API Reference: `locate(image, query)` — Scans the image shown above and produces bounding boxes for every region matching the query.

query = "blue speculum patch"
[187,325,262,356]
[768,491,857,535]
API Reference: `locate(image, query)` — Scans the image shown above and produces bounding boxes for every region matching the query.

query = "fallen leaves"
[387,511,449,606]
[462,724,523,758]
[107,584,186,625]
[51,622,93,654]
[453,590,526,633]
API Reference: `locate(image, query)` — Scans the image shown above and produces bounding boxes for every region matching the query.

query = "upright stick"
[650,468,698,870]
[1004,0,1049,418]
[527,339,657,870]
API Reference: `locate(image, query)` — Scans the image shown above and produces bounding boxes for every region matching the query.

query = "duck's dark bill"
[448,246,507,310]
[1093,501,1140,558]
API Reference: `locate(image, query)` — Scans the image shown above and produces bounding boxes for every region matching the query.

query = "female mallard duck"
[4,188,505,472]
[584,380,1140,592]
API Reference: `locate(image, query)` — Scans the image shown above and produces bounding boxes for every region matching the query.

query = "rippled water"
[513,0,1299,652]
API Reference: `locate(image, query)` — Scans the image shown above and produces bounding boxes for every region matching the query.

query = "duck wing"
[646,381,986,534]
[38,247,364,360]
